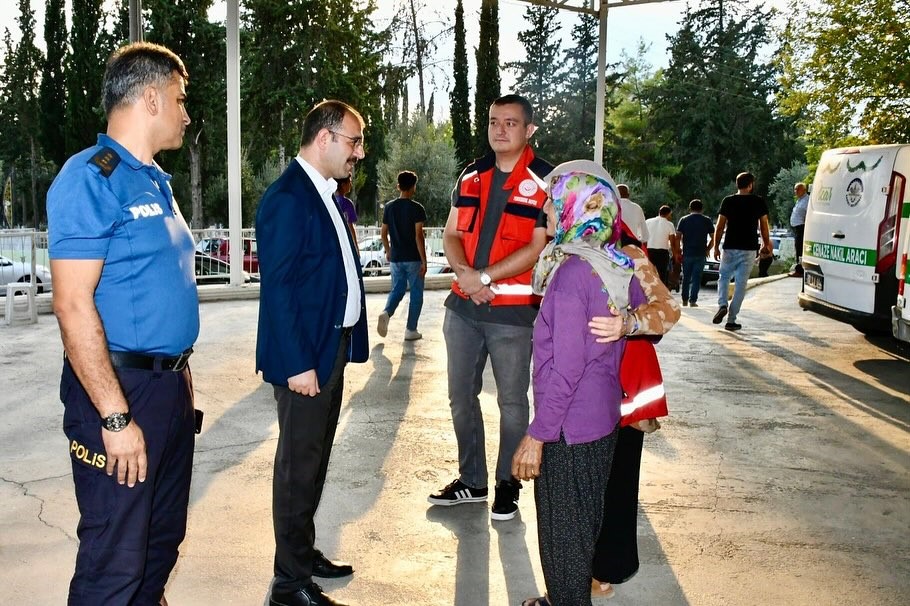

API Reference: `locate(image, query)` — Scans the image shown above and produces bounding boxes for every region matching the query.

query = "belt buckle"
[172,348,193,371]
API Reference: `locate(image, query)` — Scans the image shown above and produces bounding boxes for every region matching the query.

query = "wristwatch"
[479,269,492,286]
[101,411,132,432]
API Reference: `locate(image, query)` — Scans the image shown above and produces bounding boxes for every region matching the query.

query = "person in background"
[256,99,369,606]
[513,160,646,606]
[428,94,553,522]
[377,170,427,341]
[616,183,649,245]
[335,175,358,248]
[675,198,715,307]
[712,171,772,331]
[47,42,197,606]
[789,181,809,277]
[644,205,678,286]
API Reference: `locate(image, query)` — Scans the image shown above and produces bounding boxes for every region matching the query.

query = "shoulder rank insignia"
[88,147,121,178]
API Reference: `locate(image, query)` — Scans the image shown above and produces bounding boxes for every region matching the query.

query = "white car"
[358,238,390,277]
[0,255,53,293]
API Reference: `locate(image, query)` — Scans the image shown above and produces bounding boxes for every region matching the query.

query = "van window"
[878,172,905,271]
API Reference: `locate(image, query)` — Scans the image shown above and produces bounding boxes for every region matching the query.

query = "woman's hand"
[589,312,624,343]
[511,434,544,481]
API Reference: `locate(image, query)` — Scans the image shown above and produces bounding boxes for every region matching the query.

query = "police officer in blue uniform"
[47,42,197,606]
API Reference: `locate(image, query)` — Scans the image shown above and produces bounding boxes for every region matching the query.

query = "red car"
[196,237,259,273]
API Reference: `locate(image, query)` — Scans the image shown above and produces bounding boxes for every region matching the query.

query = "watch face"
[480,272,491,285]
[104,412,130,432]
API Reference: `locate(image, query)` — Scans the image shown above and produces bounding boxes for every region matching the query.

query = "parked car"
[196,237,259,273]
[0,255,53,294]
[358,237,390,277]
[194,251,258,285]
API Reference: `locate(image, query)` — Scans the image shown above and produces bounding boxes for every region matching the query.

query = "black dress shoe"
[312,549,354,578]
[269,582,349,606]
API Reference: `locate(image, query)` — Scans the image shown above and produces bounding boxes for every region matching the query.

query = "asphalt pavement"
[1,276,908,605]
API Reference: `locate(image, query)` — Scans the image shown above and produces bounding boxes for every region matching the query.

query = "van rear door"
[803,147,899,316]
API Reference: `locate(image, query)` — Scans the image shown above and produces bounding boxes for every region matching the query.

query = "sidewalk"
[1,277,907,605]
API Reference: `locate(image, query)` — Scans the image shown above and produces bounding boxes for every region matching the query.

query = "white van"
[798,144,909,335]
[893,200,910,343]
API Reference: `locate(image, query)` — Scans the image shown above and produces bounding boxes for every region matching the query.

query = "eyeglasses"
[329,130,364,150]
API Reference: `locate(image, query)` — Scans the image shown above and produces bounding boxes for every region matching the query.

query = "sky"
[0,0,787,119]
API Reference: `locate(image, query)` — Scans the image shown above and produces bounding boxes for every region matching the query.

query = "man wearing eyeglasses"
[256,100,368,606]
[428,94,553,522]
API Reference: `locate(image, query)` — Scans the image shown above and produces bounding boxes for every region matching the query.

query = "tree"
[39,0,68,170]
[65,0,109,157]
[377,116,458,227]
[777,0,910,163]
[505,4,562,160]
[649,0,800,210]
[449,0,472,168]
[604,42,678,186]
[767,160,808,227]
[145,0,226,228]
[473,0,499,158]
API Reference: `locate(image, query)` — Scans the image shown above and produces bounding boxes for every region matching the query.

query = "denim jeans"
[716,249,755,323]
[442,308,533,488]
[681,254,706,303]
[384,261,425,331]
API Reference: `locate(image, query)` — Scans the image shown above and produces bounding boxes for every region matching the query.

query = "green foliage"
[473,0,500,159]
[505,4,562,160]
[449,0,472,169]
[65,0,110,157]
[611,170,680,218]
[39,0,68,169]
[767,160,808,227]
[376,116,458,226]
[777,0,910,164]
[648,0,801,207]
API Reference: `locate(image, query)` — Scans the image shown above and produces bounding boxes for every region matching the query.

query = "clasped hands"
[456,266,495,305]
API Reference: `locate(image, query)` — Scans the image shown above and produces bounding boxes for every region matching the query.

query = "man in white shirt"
[617,183,649,244]
[644,205,678,286]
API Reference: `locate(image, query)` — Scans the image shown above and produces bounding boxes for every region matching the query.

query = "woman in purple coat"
[513,160,647,606]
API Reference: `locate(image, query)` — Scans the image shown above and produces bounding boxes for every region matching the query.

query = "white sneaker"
[377,311,389,337]
[404,329,422,341]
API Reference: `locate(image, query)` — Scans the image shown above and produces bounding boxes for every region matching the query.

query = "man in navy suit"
[256,100,369,606]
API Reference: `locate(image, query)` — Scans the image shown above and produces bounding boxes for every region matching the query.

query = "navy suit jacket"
[255,160,368,386]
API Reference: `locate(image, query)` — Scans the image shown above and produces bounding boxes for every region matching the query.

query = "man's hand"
[470,285,495,305]
[511,434,544,481]
[288,370,320,397]
[456,266,485,295]
[419,261,427,278]
[103,422,147,487]
[589,312,624,343]
[713,246,721,261]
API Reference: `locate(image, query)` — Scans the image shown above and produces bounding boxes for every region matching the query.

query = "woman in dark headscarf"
[512,160,648,606]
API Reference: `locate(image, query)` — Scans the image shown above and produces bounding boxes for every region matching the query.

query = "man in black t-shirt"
[711,172,772,331]
[378,170,427,341]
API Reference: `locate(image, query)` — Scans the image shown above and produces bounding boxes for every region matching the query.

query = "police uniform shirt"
[47,134,200,356]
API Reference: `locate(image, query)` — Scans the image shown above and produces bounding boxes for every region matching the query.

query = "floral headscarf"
[532,160,635,311]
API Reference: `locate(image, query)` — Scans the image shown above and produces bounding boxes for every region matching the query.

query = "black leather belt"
[109,348,193,372]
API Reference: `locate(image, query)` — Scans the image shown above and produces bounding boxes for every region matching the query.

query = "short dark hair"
[102,42,188,116]
[736,172,755,189]
[397,170,418,190]
[300,99,365,148]
[689,199,703,212]
[659,205,672,217]
[491,94,533,124]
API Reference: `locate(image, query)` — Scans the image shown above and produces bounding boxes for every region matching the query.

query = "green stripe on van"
[902,201,910,218]
[804,241,877,267]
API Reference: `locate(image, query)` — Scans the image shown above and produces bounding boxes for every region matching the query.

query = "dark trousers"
[793,223,805,270]
[272,336,348,593]
[536,431,617,606]
[62,359,195,606]
[591,425,645,584]
[646,248,671,286]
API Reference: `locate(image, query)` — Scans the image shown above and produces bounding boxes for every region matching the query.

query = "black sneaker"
[725,322,742,331]
[712,305,728,324]
[491,480,521,521]
[427,479,488,506]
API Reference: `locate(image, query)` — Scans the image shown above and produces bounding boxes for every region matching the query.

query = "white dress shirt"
[644,216,676,251]
[295,156,362,327]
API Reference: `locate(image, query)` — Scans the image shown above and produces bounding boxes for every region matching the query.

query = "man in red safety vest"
[426,94,553,522]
